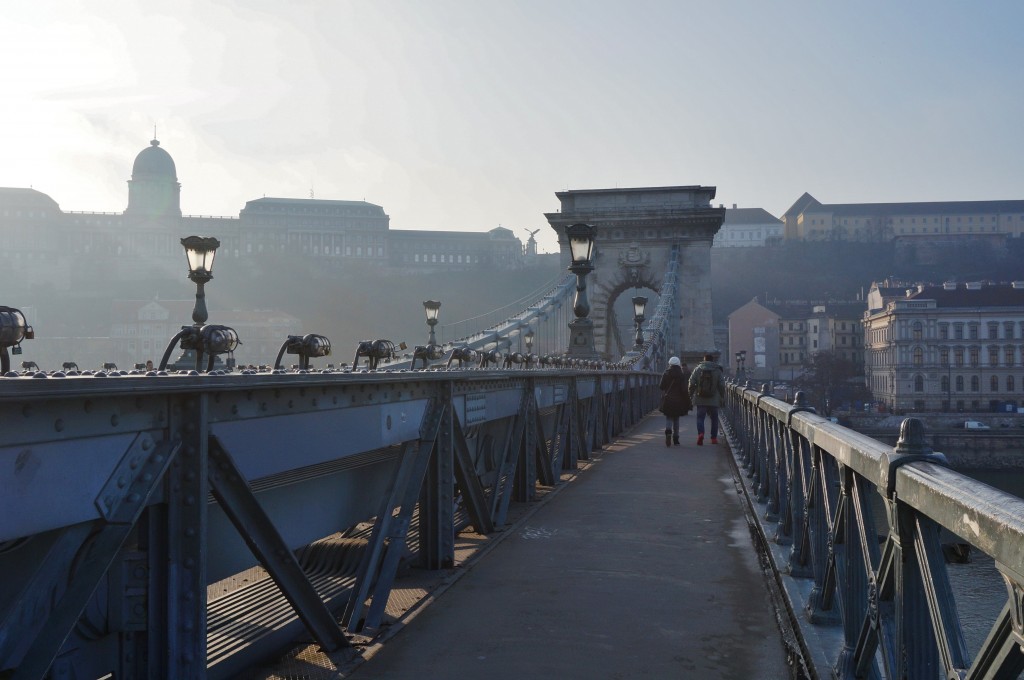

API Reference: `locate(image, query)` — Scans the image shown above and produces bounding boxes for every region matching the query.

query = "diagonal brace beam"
[207,435,348,651]
[451,414,494,535]
[346,399,446,632]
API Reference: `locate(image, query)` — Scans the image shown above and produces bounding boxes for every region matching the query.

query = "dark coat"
[659,364,691,417]
[688,360,726,408]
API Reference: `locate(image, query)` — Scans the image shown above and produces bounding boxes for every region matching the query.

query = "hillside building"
[0,138,527,291]
[781,192,1024,243]
[713,206,784,248]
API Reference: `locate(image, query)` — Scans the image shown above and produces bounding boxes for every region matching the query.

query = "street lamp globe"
[423,300,441,345]
[566,223,596,265]
[564,223,598,359]
[180,236,221,325]
[181,236,220,281]
[423,300,441,323]
[632,296,647,348]
[632,296,648,321]
[524,328,535,354]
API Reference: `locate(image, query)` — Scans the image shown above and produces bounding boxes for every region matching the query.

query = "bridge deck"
[315,415,794,679]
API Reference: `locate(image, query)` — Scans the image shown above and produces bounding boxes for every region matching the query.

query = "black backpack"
[697,367,716,398]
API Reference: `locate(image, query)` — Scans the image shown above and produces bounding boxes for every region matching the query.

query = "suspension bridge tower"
[545,186,725,365]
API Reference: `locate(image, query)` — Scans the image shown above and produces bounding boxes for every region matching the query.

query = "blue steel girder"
[206,435,348,651]
[6,433,179,679]
[345,395,446,633]
[494,387,532,523]
[451,412,495,535]
[0,368,658,677]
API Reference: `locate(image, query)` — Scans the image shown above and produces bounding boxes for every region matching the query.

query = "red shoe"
[711,437,718,445]
[696,434,704,446]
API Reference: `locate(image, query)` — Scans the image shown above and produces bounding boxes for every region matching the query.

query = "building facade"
[713,206,784,248]
[781,192,1024,242]
[863,281,1024,413]
[0,138,527,289]
[729,299,865,382]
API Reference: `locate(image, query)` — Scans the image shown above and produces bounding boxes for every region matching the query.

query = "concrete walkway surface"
[346,414,795,680]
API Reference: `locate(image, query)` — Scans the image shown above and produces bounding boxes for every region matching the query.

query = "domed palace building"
[0,137,525,290]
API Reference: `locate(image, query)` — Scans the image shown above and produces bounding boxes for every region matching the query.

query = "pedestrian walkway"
[346,414,794,679]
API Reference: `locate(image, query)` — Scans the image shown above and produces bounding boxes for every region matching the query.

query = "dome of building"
[131,139,177,180]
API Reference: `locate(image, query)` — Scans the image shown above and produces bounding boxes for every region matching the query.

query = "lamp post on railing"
[160,236,240,372]
[423,300,441,346]
[632,296,647,348]
[565,223,598,359]
[182,235,219,324]
[735,349,747,383]
[411,300,443,370]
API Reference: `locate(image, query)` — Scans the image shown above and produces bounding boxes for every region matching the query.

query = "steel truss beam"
[0,369,657,676]
[207,436,348,651]
[345,398,446,632]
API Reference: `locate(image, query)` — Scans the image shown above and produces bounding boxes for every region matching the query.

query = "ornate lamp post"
[159,236,240,372]
[565,223,597,359]
[181,235,220,324]
[524,328,535,354]
[411,300,443,370]
[736,349,747,382]
[423,300,441,345]
[632,296,647,348]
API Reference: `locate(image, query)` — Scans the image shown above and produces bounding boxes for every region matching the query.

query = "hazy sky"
[3,1,1022,253]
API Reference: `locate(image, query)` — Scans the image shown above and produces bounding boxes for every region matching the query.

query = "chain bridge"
[4,187,1024,679]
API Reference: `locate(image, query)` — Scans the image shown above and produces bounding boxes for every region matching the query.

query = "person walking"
[688,353,726,446]
[659,356,691,446]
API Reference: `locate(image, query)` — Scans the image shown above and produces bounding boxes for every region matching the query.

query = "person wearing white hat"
[658,356,691,446]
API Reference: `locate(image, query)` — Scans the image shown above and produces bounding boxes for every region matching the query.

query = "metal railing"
[723,381,1024,678]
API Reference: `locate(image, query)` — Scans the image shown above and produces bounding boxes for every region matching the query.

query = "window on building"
[939,324,949,340]
[941,375,949,392]
[991,375,1000,392]
[970,347,980,367]
[956,376,964,392]
[940,348,949,365]
[914,375,924,392]
[989,322,1000,339]
[990,346,1000,368]
[971,376,980,392]
[913,321,922,340]
[913,347,923,366]
[1006,321,1015,340]
[1007,347,1016,367]
[955,324,964,340]
[969,324,979,340]
[1009,375,1016,392]
[955,348,964,367]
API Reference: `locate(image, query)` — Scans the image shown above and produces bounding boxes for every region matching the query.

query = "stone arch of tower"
[545,186,726,365]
